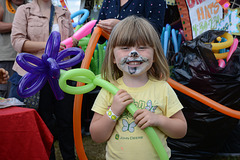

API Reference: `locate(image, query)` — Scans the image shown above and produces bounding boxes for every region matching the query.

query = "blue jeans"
[8,72,24,102]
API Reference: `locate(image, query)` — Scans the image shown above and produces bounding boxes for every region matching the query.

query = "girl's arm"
[134,109,187,139]
[89,112,117,143]
[90,89,133,143]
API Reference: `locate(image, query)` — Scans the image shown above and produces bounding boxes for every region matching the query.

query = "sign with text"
[216,8,240,36]
[186,0,223,38]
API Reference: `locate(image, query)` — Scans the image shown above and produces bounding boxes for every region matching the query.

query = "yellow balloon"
[214,52,228,59]
[210,32,233,59]
[211,32,233,50]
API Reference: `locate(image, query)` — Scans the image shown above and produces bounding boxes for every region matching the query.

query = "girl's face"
[113,45,154,77]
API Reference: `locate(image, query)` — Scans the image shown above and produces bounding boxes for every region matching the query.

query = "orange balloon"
[167,78,240,119]
[73,27,106,160]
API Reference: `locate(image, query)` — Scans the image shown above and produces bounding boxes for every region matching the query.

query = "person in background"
[0,0,25,98]
[10,0,78,159]
[95,0,166,44]
[90,15,187,160]
[0,68,9,84]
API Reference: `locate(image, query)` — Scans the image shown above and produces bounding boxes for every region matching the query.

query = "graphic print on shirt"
[122,119,136,133]
[145,100,157,113]
[121,99,157,133]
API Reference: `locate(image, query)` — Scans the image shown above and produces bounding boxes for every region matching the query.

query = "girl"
[90,15,187,159]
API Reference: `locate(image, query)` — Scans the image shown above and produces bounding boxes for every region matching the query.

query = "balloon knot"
[47,58,60,79]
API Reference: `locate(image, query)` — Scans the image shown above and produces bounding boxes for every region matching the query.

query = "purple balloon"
[16,53,46,73]
[18,73,47,97]
[45,31,61,59]
[57,48,85,69]
[16,31,85,100]
[47,58,60,79]
[48,78,64,100]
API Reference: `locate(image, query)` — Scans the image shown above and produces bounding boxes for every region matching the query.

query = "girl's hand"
[133,109,160,130]
[111,89,133,116]
[96,19,120,33]
[0,68,9,84]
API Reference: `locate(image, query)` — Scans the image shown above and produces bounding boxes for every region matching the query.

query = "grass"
[55,135,240,160]
[54,135,106,160]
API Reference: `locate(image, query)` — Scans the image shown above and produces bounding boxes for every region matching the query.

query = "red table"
[0,106,53,160]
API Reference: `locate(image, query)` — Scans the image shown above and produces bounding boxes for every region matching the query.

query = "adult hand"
[0,68,9,84]
[59,43,66,51]
[72,36,79,47]
[111,89,133,116]
[133,109,161,130]
[96,19,120,33]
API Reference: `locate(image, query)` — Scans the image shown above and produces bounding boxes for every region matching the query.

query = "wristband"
[106,108,119,121]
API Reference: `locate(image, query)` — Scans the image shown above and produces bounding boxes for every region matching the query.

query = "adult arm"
[22,41,46,53]
[93,0,110,44]
[11,5,46,53]
[144,0,166,35]
[95,0,107,27]
[0,3,12,33]
[96,19,120,34]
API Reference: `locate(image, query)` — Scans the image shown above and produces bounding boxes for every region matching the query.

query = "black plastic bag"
[167,30,240,160]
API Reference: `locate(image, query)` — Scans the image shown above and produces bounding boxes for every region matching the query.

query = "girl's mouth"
[126,61,142,67]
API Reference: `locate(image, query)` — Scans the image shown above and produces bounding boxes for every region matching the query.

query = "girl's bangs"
[112,22,154,47]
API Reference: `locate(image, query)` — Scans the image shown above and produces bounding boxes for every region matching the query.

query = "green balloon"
[59,69,96,94]
[59,68,169,160]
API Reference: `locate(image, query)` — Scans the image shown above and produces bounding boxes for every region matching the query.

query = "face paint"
[119,50,149,75]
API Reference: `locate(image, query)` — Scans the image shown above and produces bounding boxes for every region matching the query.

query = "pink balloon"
[61,20,97,48]
[227,38,238,62]
[218,59,226,68]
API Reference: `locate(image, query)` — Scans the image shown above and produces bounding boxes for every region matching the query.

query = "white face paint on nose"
[129,50,140,57]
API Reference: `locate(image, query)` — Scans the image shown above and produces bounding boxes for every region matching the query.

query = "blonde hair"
[101,15,169,83]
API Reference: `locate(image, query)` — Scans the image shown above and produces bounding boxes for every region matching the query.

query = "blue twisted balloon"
[16,31,85,100]
[71,9,89,28]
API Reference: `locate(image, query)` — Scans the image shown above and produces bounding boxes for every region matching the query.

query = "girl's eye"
[138,46,147,50]
[120,47,129,50]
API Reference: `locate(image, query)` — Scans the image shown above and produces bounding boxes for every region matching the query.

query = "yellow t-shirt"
[92,78,183,160]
